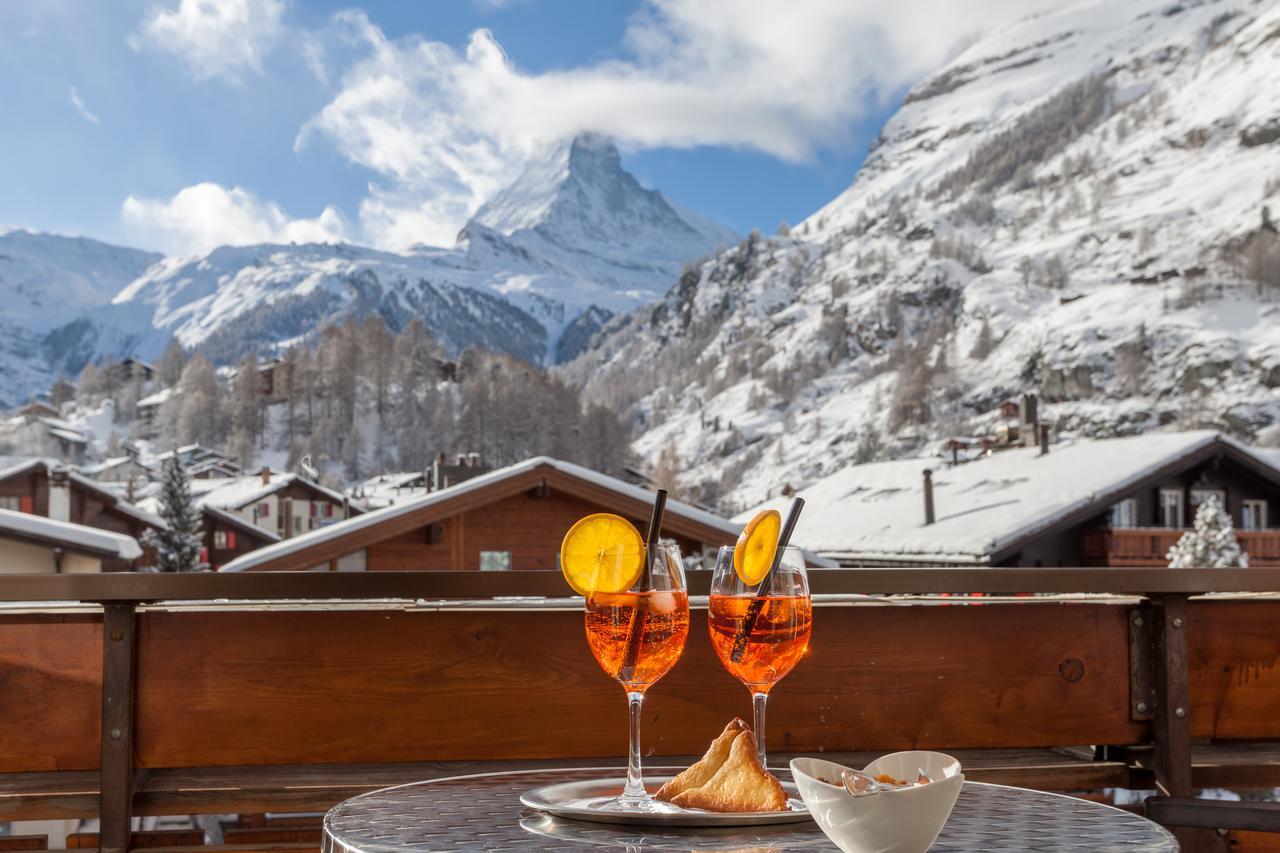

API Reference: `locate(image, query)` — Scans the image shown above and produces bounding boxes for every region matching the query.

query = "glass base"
[585,794,682,814]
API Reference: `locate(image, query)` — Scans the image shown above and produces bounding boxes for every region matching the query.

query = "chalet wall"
[0,539,57,573]
[367,487,705,572]
[0,539,101,574]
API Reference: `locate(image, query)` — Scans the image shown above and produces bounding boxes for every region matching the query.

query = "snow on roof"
[159,470,348,512]
[221,456,740,572]
[47,427,89,444]
[736,431,1277,565]
[0,507,142,560]
[1254,447,1280,471]
[81,456,149,476]
[347,471,430,508]
[138,387,175,408]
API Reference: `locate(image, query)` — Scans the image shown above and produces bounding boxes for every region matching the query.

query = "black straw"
[618,489,668,682]
[730,498,805,663]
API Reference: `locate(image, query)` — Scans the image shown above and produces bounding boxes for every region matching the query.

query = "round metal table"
[322,767,1178,852]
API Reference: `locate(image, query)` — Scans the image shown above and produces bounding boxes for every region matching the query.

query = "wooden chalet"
[141,467,356,543]
[200,505,280,570]
[0,508,141,573]
[220,456,739,572]
[745,431,1280,568]
[0,459,163,546]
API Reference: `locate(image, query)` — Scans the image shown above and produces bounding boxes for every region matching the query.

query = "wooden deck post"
[100,603,138,853]
[1150,594,1191,797]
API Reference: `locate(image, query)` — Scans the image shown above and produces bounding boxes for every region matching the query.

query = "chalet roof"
[140,470,349,515]
[219,456,741,573]
[0,458,165,530]
[738,431,1280,566]
[0,507,142,560]
[81,456,151,477]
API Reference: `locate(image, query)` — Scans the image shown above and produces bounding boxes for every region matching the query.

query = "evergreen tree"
[1166,495,1248,568]
[143,457,204,572]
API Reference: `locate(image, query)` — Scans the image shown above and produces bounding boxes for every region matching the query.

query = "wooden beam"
[99,603,137,853]
[1150,595,1191,797]
[0,567,1279,602]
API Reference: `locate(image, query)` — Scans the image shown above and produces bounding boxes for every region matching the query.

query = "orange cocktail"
[707,541,811,768]
[707,594,812,691]
[586,590,690,691]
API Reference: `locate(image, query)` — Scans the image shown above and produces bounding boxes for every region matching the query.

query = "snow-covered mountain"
[110,134,735,368]
[0,229,162,408]
[564,0,1280,512]
[0,135,735,407]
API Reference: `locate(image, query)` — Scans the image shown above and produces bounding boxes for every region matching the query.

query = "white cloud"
[68,85,100,126]
[130,0,286,83]
[299,1,1045,250]
[121,182,348,255]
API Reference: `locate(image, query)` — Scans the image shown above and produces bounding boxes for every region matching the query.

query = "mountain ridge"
[0,135,736,407]
[564,0,1280,512]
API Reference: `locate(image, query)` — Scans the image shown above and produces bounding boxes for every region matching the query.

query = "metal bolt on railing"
[110,728,122,740]
[1174,707,1187,719]
[1171,617,1183,629]
[1132,615,1144,627]
[1136,702,1150,714]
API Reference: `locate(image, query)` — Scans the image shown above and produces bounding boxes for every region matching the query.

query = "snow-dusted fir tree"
[1166,495,1248,568]
[143,457,204,572]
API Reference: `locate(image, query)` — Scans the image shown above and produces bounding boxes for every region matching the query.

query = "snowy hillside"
[564,0,1280,513]
[0,229,161,408]
[110,134,735,368]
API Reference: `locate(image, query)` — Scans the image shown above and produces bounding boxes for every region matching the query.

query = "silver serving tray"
[520,774,812,827]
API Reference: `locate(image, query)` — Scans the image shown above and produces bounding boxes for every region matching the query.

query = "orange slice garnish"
[559,513,645,595]
[733,509,781,586]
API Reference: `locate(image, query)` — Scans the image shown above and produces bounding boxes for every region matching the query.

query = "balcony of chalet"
[1083,527,1280,567]
[1,568,1280,853]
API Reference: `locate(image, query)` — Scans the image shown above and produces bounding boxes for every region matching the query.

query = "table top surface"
[322,766,1179,852]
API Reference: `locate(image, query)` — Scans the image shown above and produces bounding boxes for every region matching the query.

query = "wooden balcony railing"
[1081,527,1280,567]
[0,569,1278,852]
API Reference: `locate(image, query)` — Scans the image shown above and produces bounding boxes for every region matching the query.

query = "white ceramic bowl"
[790,752,963,853]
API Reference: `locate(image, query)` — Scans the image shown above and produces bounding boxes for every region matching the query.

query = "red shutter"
[19,496,33,513]
[227,531,236,550]
[199,547,208,563]
[260,502,270,518]
[326,503,334,517]
[310,503,317,517]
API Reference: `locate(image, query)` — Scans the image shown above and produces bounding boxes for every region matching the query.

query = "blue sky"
[0,1,1003,254]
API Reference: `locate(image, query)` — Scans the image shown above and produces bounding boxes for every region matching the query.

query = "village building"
[141,466,356,542]
[152,444,244,478]
[0,458,164,545]
[0,508,141,573]
[15,400,60,420]
[109,357,156,385]
[80,455,154,485]
[200,504,281,569]
[347,453,493,509]
[135,387,174,439]
[741,431,1280,568]
[221,456,739,572]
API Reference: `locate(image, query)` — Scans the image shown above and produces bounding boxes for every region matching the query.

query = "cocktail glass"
[584,541,689,811]
[708,544,812,768]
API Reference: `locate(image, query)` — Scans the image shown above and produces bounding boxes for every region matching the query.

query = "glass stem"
[753,691,769,768]
[623,691,647,799]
